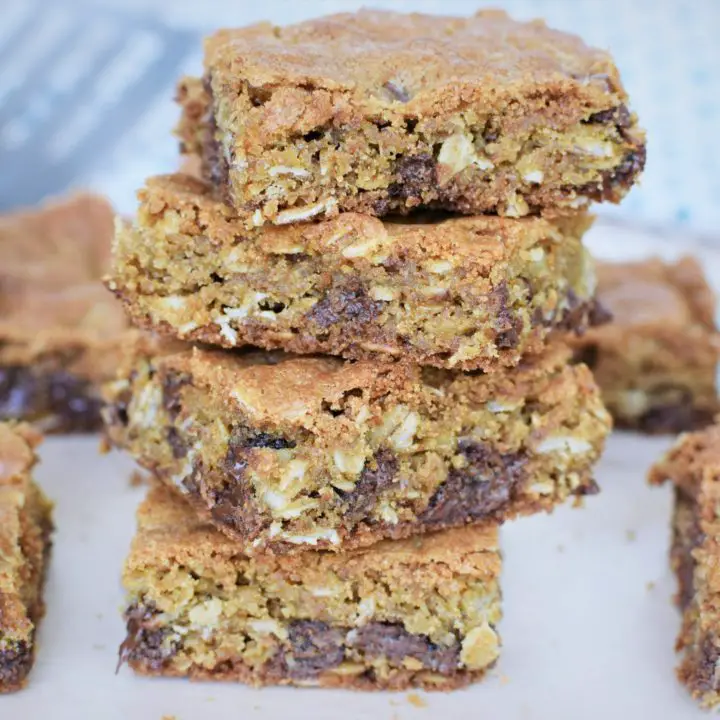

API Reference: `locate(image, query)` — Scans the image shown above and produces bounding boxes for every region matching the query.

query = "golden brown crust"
[569,257,719,433]
[109,173,598,371]
[178,9,644,223]
[0,423,53,693]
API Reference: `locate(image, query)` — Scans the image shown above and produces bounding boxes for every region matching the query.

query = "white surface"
[0,432,705,720]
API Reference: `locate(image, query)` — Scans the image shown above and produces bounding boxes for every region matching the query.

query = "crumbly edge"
[177,75,644,222]
[110,177,599,370]
[104,345,610,552]
[119,486,501,688]
[0,479,53,693]
[671,490,720,708]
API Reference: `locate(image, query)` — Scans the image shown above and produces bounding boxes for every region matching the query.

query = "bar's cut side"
[649,425,720,708]
[120,484,501,690]
[177,9,645,224]
[109,174,601,372]
[571,257,718,434]
[0,423,53,693]
[103,337,610,554]
[0,193,128,432]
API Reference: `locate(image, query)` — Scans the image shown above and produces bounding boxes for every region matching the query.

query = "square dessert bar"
[103,336,610,554]
[649,425,720,708]
[119,483,502,690]
[109,174,602,372]
[0,194,128,432]
[0,423,53,693]
[176,9,645,225]
[570,257,719,433]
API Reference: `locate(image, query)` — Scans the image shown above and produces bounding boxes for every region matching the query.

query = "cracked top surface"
[206,9,626,114]
[129,483,500,575]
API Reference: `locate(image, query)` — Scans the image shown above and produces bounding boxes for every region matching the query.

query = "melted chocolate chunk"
[489,282,523,349]
[268,620,460,680]
[0,365,102,432]
[420,441,526,526]
[0,366,40,417]
[573,343,599,370]
[586,104,632,128]
[636,395,714,435]
[162,371,191,420]
[201,74,231,192]
[118,604,180,672]
[352,622,460,673]
[204,443,265,538]
[580,144,647,201]
[167,427,188,459]
[690,638,720,695]
[673,494,704,611]
[339,449,398,522]
[307,283,383,329]
[0,641,32,689]
[389,154,436,200]
[244,432,296,450]
[284,621,345,679]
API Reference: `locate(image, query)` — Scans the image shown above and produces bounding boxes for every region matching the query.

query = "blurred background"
[2,0,718,239]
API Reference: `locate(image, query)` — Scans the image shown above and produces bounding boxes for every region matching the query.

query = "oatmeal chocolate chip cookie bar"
[109,174,601,372]
[103,336,610,554]
[176,9,645,225]
[649,425,720,708]
[0,194,128,432]
[570,257,719,434]
[119,483,501,690]
[0,423,53,693]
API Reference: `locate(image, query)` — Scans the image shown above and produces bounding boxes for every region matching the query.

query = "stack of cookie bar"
[103,9,644,690]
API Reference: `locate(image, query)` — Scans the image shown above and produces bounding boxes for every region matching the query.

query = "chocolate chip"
[167,427,188,459]
[339,449,398,522]
[162,371,190,420]
[420,441,526,527]
[573,343,599,370]
[586,104,631,128]
[0,641,31,689]
[544,291,607,334]
[690,638,720,694]
[284,620,345,679]
[637,394,714,435]
[489,282,523,349]
[673,493,704,610]
[580,144,647,201]
[588,299,613,327]
[47,371,102,432]
[201,444,266,538]
[307,283,383,330]
[383,80,410,103]
[244,432,296,450]
[351,622,459,673]
[118,603,180,672]
[388,154,436,200]
[201,75,231,192]
[0,365,102,432]
[0,365,41,418]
